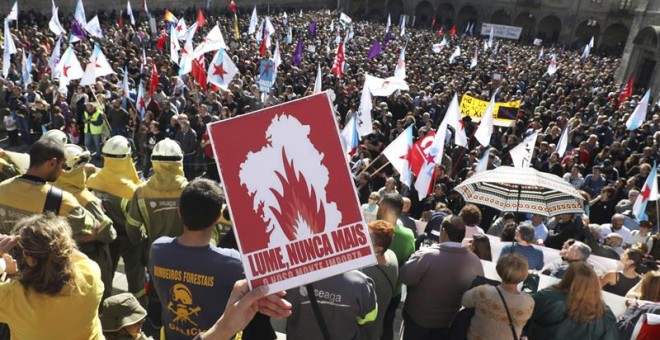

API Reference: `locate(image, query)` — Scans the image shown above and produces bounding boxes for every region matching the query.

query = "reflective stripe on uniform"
[356,304,378,325]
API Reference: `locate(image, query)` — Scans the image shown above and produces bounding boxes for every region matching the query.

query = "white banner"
[480,23,522,40]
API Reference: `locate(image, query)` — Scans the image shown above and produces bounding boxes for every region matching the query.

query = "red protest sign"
[208,93,376,292]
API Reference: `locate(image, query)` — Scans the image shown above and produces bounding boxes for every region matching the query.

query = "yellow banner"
[459,94,520,127]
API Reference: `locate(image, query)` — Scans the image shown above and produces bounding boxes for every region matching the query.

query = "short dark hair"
[442,215,466,242]
[180,178,224,231]
[379,193,404,217]
[29,140,65,168]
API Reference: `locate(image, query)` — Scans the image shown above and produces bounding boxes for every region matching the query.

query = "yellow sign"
[459,94,520,127]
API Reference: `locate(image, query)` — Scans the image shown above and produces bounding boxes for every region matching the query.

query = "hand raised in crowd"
[201,279,292,340]
[0,234,19,255]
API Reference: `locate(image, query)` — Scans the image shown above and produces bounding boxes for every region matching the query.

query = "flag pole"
[357,153,382,176]
[368,159,392,178]
[655,199,659,232]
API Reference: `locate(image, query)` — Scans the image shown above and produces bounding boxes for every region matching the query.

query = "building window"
[619,0,633,10]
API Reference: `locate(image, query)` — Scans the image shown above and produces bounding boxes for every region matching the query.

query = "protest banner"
[208,93,376,292]
[256,59,275,93]
[480,23,522,40]
[459,94,520,127]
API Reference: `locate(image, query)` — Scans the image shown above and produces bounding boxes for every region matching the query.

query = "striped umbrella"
[453,166,584,217]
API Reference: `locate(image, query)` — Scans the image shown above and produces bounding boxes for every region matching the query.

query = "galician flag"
[357,87,373,137]
[547,54,558,75]
[207,49,238,90]
[556,125,569,157]
[249,6,258,35]
[382,125,413,187]
[127,1,136,25]
[632,162,658,221]
[49,1,66,36]
[313,64,322,94]
[626,89,650,131]
[394,47,406,79]
[475,147,491,173]
[341,115,359,157]
[56,46,84,85]
[445,93,468,147]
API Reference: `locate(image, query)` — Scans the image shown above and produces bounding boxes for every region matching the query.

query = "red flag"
[431,17,436,28]
[617,76,633,108]
[408,131,436,177]
[149,63,159,97]
[192,56,208,90]
[197,9,206,27]
[437,26,443,37]
[229,0,237,13]
[331,41,345,79]
[259,38,267,57]
[450,25,456,38]
[118,10,123,28]
[156,33,167,51]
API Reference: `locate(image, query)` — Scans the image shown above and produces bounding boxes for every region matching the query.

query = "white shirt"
[462,225,485,247]
[599,224,632,245]
[3,115,17,131]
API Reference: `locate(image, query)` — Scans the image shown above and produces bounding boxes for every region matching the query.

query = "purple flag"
[309,20,317,38]
[292,37,303,66]
[71,19,86,40]
[383,31,392,47]
[367,40,382,60]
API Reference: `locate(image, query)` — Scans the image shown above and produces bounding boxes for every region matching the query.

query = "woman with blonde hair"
[461,254,534,339]
[527,262,618,340]
[0,213,104,339]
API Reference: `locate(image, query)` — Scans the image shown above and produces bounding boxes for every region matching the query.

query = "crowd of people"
[1,3,660,340]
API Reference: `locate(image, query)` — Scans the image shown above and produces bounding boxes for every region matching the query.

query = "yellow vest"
[84,109,103,135]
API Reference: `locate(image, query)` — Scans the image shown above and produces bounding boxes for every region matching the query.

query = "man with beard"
[0,139,98,241]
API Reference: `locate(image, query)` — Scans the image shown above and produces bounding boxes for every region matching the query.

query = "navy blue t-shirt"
[149,237,244,339]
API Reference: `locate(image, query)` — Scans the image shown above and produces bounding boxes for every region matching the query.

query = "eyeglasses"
[369,197,378,201]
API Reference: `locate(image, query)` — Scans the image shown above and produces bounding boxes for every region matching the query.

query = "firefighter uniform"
[88,136,146,305]
[54,144,116,300]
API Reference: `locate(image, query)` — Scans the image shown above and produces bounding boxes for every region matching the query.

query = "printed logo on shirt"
[167,283,204,337]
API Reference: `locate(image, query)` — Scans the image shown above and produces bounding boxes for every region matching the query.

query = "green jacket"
[527,288,619,340]
[389,223,415,296]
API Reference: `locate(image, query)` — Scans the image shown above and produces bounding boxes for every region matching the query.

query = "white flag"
[475,147,491,173]
[510,131,539,168]
[264,16,275,48]
[3,19,17,78]
[446,94,468,147]
[547,54,558,75]
[538,46,544,59]
[84,15,104,39]
[364,74,409,97]
[193,25,227,57]
[249,6,258,35]
[7,2,18,22]
[470,47,478,69]
[178,36,194,75]
[382,125,413,187]
[339,13,352,25]
[74,0,87,25]
[556,125,569,157]
[127,1,135,25]
[415,160,436,201]
[56,46,84,84]
[174,19,187,40]
[207,49,238,90]
[449,46,461,64]
[170,29,180,64]
[429,120,448,165]
[581,44,591,60]
[386,13,391,33]
[313,64,322,94]
[589,36,594,48]
[474,92,497,146]
[49,36,62,79]
[273,41,282,70]
[90,44,114,77]
[394,48,406,79]
[49,2,66,36]
[626,89,651,131]
[488,27,494,48]
[357,87,373,137]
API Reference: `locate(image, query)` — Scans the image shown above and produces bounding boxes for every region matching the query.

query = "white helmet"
[63,144,91,170]
[41,129,68,146]
[151,138,183,161]
[102,136,132,158]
